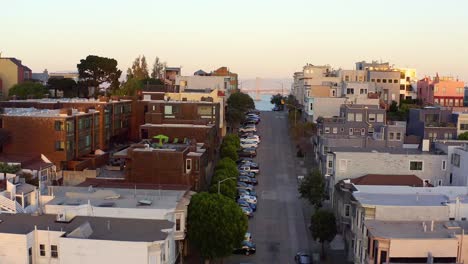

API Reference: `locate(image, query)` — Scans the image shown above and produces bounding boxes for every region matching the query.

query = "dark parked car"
[233,241,257,256]
[238,148,257,158]
[238,188,257,197]
[295,252,312,264]
[240,205,253,217]
[239,176,258,185]
[239,171,256,178]
[237,182,255,191]
[238,199,256,211]
[237,157,255,164]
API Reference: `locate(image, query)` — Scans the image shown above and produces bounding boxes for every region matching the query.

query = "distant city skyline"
[1,0,467,81]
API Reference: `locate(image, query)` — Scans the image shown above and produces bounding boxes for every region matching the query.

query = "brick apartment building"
[0,108,108,170]
[134,99,220,160]
[0,97,133,150]
[114,142,210,191]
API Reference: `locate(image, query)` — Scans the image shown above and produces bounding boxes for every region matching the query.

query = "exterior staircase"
[0,193,25,213]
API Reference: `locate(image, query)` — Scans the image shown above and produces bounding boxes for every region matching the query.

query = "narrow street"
[226,111,313,264]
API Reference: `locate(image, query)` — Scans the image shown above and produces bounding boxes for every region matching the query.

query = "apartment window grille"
[409,161,423,171]
[51,245,58,258]
[39,244,46,256]
[332,127,338,134]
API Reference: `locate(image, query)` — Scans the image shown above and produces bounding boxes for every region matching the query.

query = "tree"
[127,55,149,80]
[0,162,21,173]
[223,134,240,148]
[270,93,284,106]
[220,144,239,161]
[389,100,398,112]
[113,77,143,96]
[227,92,255,113]
[209,170,237,199]
[188,192,248,262]
[310,210,337,257]
[8,82,49,99]
[47,78,77,98]
[459,132,468,140]
[298,169,325,209]
[77,55,122,96]
[214,158,238,177]
[151,56,166,80]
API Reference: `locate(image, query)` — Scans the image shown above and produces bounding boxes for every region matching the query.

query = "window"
[410,161,423,171]
[382,79,387,83]
[434,87,439,92]
[309,103,313,110]
[347,113,355,121]
[371,79,375,82]
[349,128,353,135]
[451,153,460,167]
[461,124,468,130]
[394,79,399,83]
[359,88,367,94]
[55,141,65,151]
[324,127,330,134]
[55,121,64,131]
[185,159,192,172]
[332,127,338,134]
[389,132,394,140]
[355,113,363,122]
[360,128,365,136]
[340,127,344,132]
[450,173,453,184]
[39,244,46,256]
[327,160,333,168]
[438,180,443,186]
[344,204,351,217]
[51,245,58,258]
[368,114,376,122]
[376,79,381,83]
[345,75,350,82]
[28,247,32,264]
[376,114,384,123]
[442,160,447,171]
[175,215,182,231]
[346,88,354,95]
[368,127,374,136]
[197,105,212,117]
[396,133,401,140]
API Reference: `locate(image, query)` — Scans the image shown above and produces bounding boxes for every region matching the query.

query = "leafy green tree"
[47,78,77,98]
[9,82,49,99]
[209,170,237,199]
[220,144,239,161]
[151,56,166,80]
[214,158,238,177]
[188,192,248,262]
[127,55,149,80]
[77,55,122,96]
[223,134,240,148]
[298,169,325,209]
[459,132,468,140]
[227,92,255,112]
[389,100,398,112]
[226,107,244,131]
[270,93,284,106]
[310,210,337,257]
[114,78,143,96]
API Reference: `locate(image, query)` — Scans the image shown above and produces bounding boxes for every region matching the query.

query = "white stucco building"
[0,214,175,264]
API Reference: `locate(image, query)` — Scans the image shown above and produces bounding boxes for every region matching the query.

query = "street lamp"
[286,103,300,127]
[217,177,237,194]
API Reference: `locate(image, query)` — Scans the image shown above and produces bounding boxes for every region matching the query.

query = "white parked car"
[241,138,260,144]
[240,142,258,149]
[239,194,257,204]
[238,165,260,174]
[239,126,257,133]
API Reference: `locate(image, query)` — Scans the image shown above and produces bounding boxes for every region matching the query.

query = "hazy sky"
[1,0,467,82]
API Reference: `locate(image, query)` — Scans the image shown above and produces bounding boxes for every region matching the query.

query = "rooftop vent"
[138,199,152,206]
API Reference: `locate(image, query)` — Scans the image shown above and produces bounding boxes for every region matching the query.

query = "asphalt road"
[226,111,312,264]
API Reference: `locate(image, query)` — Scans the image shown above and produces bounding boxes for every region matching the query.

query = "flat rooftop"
[148,99,217,104]
[353,185,468,206]
[366,220,468,239]
[329,146,425,154]
[0,214,172,242]
[47,186,190,211]
[2,107,97,117]
[141,123,214,128]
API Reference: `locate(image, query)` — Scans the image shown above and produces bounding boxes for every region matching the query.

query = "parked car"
[237,182,255,191]
[237,157,255,164]
[239,126,256,133]
[239,131,259,138]
[238,148,257,158]
[238,199,256,211]
[240,161,259,169]
[247,109,260,115]
[233,240,256,256]
[243,120,257,126]
[241,135,261,142]
[239,165,260,174]
[240,142,258,149]
[239,176,258,185]
[245,232,252,242]
[238,188,257,197]
[239,172,256,179]
[241,138,260,144]
[295,252,312,264]
[240,206,254,218]
[273,105,281,111]
[239,194,257,204]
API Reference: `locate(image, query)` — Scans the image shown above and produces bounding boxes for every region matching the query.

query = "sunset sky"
[1,0,467,82]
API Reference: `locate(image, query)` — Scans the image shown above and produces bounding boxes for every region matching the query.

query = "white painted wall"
[176,76,229,91]
[0,233,29,264]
